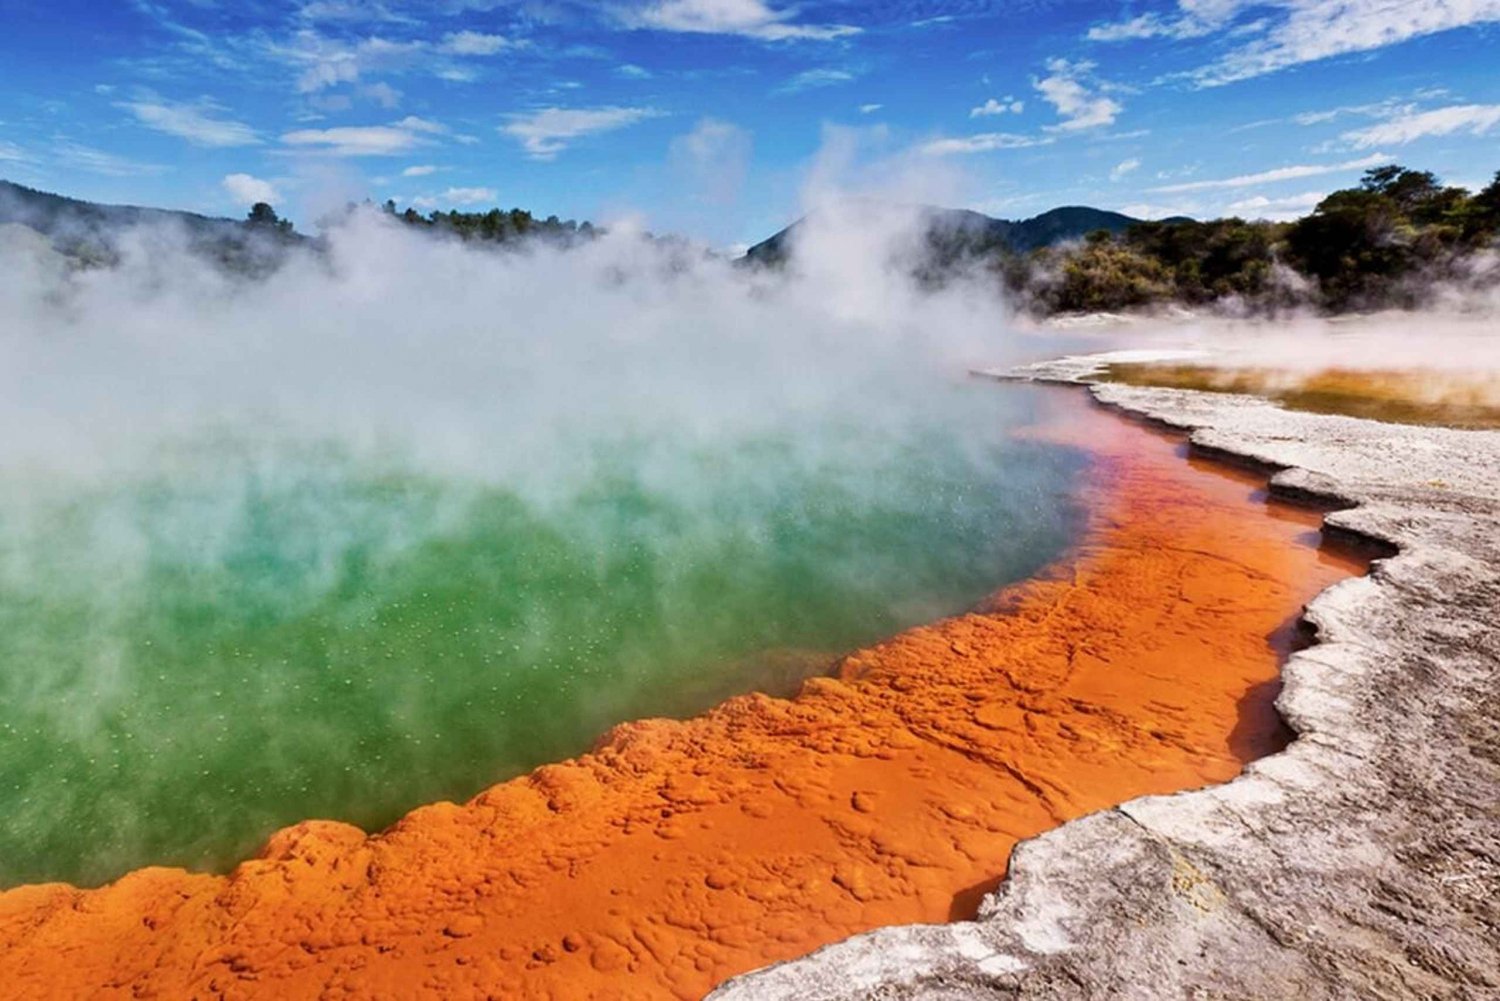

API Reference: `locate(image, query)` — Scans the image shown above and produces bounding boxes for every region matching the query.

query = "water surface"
[0,383,1086,887]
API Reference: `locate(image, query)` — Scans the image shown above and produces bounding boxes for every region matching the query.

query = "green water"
[0,386,1086,888]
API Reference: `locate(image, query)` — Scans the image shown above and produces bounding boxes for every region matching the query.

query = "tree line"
[378,199,597,245]
[1000,165,1500,314]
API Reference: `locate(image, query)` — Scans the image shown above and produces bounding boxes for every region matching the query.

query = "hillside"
[0,178,300,272]
[743,204,1147,267]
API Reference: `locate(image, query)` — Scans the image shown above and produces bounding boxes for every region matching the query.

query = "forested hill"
[743,204,1150,267]
[8,163,1498,316]
[0,179,248,238]
[0,179,302,273]
[743,164,1500,315]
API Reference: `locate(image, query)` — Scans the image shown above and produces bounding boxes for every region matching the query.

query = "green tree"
[245,202,294,235]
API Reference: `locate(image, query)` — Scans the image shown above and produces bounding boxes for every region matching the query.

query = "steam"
[1044,307,1500,385]
[0,206,1018,479]
[0,197,1090,887]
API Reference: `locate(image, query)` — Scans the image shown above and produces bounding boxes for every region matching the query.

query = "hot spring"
[0,211,1086,887]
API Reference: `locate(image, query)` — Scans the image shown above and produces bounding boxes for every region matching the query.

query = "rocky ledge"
[712,353,1500,1000]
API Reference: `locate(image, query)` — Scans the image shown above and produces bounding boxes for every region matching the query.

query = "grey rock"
[710,354,1500,1001]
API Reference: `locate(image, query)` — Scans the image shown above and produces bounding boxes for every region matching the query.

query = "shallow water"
[0,383,1086,887]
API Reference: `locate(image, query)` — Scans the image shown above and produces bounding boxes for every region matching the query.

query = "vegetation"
[246,201,295,236]
[377,199,598,246]
[8,163,1500,313]
[1002,164,1500,315]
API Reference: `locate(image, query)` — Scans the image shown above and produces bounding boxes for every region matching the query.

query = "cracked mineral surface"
[712,354,1500,1001]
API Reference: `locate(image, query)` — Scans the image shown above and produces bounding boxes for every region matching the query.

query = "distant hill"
[743,204,1155,267]
[0,178,301,272]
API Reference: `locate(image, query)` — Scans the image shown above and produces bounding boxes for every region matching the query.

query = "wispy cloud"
[360,82,403,108]
[501,106,663,159]
[971,97,1024,117]
[859,103,883,114]
[393,115,448,134]
[1225,189,1327,220]
[402,163,439,176]
[52,140,168,177]
[1110,157,1141,181]
[119,97,261,147]
[271,26,519,96]
[1034,59,1121,132]
[1150,152,1391,192]
[440,31,518,56]
[281,123,428,156]
[621,0,859,41]
[412,186,498,209]
[1205,0,1500,86]
[1341,103,1500,147]
[1086,1,1243,42]
[1090,0,1500,87]
[669,117,753,204]
[921,132,1053,156]
[778,68,857,94]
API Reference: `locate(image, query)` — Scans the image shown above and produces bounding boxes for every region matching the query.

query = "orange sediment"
[0,392,1366,1000]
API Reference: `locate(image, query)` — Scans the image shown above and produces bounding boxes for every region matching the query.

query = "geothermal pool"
[0,385,1368,1001]
[0,382,1087,887]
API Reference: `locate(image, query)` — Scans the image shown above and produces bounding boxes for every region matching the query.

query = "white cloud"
[1225,189,1327,220]
[411,186,498,209]
[119,99,260,147]
[52,141,167,177]
[360,82,403,108]
[1210,0,1500,85]
[1151,152,1391,192]
[222,173,281,206]
[859,103,883,114]
[971,97,1025,117]
[501,106,663,159]
[393,115,448,134]
[1342,103,1500,147]
[1110,157,1142,181]
[283,35,425,93]
[275,31,503,94]
[1119,201,1193,220]
[779,68,856,93]
[1087,0,1247,41]
[618,64,653,79]
[1034,59,1121,132]
[1091,1,1500,86]
[281,124,424,156]
[669,117,753,204]
[623,0,860,40]
[440,31,516,56]
[0,140,32,163]
[402,164,439,176]
[921,132,1053,156]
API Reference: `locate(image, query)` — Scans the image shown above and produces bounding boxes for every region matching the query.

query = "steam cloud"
[0,199,1087,887]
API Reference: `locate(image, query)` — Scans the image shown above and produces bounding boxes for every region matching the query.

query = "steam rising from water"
[0,207,1087,886]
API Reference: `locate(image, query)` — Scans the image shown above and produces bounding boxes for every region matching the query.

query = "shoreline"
[0,386,1369,999]
[713,357,1500,1000]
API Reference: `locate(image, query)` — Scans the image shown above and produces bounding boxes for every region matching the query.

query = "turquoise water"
[0,384,1086,888]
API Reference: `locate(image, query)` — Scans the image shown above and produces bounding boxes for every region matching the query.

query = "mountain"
[0,178,301,272]
[742,204,1154,267]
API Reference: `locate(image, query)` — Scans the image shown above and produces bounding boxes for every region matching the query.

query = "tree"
[246,202,294,235]
[1463,171,1500,242]
[1359,165,1466,225]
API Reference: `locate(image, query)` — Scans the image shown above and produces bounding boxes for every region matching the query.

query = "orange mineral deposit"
[0,390,1366,1000]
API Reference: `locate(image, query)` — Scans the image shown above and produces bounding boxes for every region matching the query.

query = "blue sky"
[2,0,1498,245]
